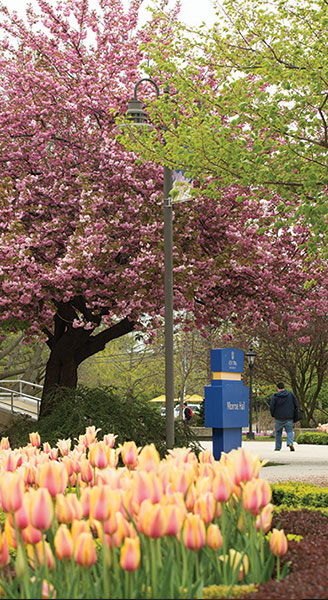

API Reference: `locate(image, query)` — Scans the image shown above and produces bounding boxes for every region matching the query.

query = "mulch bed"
[239,509,328,600]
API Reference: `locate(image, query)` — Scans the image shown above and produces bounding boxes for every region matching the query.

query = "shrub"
[0,385,201,458]
[295,431,328,445]
[271,481,328,508]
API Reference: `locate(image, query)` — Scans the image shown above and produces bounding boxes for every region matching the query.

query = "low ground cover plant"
[0,429,288,599]
[271,481,328,509]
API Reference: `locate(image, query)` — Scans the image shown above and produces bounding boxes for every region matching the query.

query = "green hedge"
[296,431,328,444]
[271,481,328,508]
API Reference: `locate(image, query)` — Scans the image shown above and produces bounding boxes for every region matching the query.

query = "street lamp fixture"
[245,346,256,440]
[123,78,175,448]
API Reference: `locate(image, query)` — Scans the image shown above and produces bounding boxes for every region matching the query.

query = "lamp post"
[245,346,256,440]
[124,78,175,448]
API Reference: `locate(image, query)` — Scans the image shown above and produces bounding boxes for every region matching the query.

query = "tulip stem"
[276,556,281,581]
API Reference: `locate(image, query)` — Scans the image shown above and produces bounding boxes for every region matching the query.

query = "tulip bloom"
[163,505,184,536]
[193,492,216,525]
[56,438,71,456]
[137,444,160,472]
[29,432,41,447]
[30,488,54,531]
[38,461,68,497]
[22,524,42,545]
[206,523,223,551]
[103,433,118,448]
[56,494,76,524]
[242,480,262,515]
[228,449,263,486]
[120,537,141,571]
[54,524,74,560]
[270,528,288,556]
[120,441,140,469]
[71,519,90,542]
[14,494,31,530]
[0,437,10,450]
[182,514,206,551]
[140,502,166,539]
[89,442,109,469]
[212,468,232,503]
[79,458,93,484]
[257,479,272,508]
[112,512,131,547]
[89,485,111,521]
[256,503,273,533]
[0,472,24,512]
[74,532,97,567]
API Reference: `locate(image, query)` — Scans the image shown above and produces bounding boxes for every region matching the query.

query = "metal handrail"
[0,382,41,419]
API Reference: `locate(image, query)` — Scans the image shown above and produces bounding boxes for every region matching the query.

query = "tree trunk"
[40,300,135,417]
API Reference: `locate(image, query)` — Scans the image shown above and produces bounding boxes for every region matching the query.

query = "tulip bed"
[0,428,289,599]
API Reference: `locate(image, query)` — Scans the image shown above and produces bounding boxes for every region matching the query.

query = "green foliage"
[296,431,328,444]
[273,504,328,518]
[1,385,201,458]
[202,584,256,599]
[271,481,328,508]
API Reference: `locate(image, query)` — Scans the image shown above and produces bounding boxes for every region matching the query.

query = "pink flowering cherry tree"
[1,0,328,418]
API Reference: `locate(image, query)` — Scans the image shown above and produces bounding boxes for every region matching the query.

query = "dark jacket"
[270,389,298,420]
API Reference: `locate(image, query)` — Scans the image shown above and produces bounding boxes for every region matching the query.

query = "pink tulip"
[212,468,232,502]
[242,480,262,515]
[193,492,216,524]
[270,528,288,556]
[30,488,54,531]
[206,523,223,550]
[120,537,140,571]
[120,441,140,469]
[256,503,273,533]
[74,532,97,567]
[89,442,109,469]
[38,461,68,497]
[137,444,160,472]
[54,524,74,560]
[182,513,206,550]
[103,433,118,448]
[0,472,24,512]
[29,432,41,448]
[89,485,111,521]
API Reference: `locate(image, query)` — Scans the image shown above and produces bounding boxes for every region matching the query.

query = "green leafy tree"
[138,0,328,248]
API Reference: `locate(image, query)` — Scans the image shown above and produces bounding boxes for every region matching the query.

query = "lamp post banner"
[172,169,193,203]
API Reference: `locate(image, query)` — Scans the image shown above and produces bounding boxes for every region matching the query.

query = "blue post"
[204,348,249,460]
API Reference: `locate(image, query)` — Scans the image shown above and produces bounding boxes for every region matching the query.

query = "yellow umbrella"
[149,395,166,403]
[185,394,204,403]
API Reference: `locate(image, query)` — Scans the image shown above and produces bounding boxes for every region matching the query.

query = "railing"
[0,380,43,420]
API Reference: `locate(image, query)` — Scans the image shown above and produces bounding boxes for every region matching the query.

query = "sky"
[6,0,217,27]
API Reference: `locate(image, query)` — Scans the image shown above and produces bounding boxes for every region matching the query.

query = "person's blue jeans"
[275,419,294,450]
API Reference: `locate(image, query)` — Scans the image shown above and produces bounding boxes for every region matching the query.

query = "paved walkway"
[199,440,328,486]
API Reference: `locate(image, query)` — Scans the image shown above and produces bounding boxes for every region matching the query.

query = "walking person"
[183,402,193,425]
[270,382,300,451]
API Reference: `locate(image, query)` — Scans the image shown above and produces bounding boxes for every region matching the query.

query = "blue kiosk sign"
[204,348,249,460]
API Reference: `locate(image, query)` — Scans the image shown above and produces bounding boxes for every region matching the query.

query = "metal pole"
[247,365,255,440]
[164,164,174,448]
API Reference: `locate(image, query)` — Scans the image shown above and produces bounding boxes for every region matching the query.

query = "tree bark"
[40,298,135,417]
